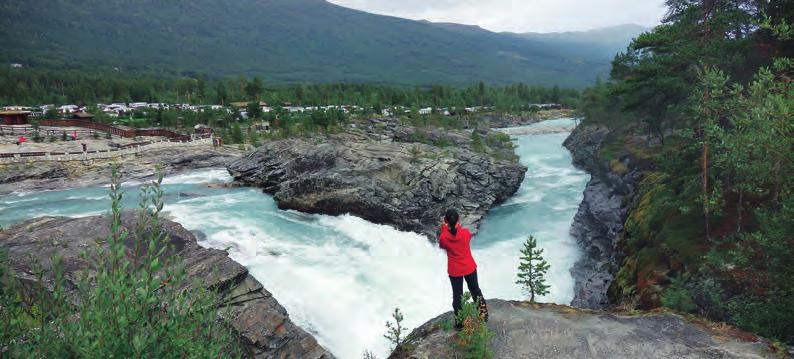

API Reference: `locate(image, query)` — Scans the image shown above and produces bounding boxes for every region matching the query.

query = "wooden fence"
[0,137,213,164]
[1,120,192,141]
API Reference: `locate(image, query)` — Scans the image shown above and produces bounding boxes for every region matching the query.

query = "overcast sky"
[327,0,668,33]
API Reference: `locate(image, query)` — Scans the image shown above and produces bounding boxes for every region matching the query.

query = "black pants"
[449,270,485,319]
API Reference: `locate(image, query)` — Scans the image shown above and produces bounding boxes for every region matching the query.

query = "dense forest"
[0,68,580,110]
[581,0,793,345]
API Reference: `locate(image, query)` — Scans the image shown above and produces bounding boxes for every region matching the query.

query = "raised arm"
[439,223,448,249]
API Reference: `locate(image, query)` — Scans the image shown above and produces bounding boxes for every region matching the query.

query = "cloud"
[327,0,668,33]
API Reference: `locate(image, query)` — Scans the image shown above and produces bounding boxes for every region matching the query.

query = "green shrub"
[0,167,238,358]
[454,293,494,359]
[248,130,260,147]
[409,146,422,163]
[661,276,697,313]
[470,131,486,153]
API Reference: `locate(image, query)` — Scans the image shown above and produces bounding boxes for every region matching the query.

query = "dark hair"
[444,209,460,236]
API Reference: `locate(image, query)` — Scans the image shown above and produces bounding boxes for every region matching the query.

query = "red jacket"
[439,223,477,277]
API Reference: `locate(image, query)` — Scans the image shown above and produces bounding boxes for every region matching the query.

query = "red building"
[0,110,30,125]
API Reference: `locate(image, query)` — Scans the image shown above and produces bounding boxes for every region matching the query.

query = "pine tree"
[516,235,550,303]
[230,123,244,144]
[383,307,405,351]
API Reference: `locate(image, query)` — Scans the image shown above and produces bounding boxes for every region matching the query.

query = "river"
[0,118,588,359]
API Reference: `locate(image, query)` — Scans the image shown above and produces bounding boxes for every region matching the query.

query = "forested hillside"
[580,0,793,345]
[0,64,580,111]
[0,0,618,87]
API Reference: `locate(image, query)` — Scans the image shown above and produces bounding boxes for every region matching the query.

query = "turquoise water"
[0,119,588,359]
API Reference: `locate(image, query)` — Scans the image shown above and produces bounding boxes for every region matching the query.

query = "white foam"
[162,168,232,185]
[2,196,39,204]
[66,195,106,201]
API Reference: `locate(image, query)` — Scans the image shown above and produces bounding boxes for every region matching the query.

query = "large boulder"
[0,213,333,359]
[393,300,774,359]
[227,131,526,238]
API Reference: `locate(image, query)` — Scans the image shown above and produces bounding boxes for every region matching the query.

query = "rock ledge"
[0,213,333,359]
[393,299,773,359]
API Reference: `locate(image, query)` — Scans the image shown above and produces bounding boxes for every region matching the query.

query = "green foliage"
[409,146,422,164]
[0,66,580,119]
[45,109,59,119]
[454,293,494,359]
[31,131,41,143]
[248,130,260,147]
[230,123,244,144]
[470,131,486,154]
[516,235,550,303]
[583,0,794,344]
[383,307,405,351]
[0,167,238,357]
[661,275,697,313]
[247,101,263,119]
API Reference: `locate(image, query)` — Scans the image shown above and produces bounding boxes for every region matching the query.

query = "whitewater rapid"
[0,118,588,359]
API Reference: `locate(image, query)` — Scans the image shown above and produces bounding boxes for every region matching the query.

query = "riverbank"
[0,212,334,358]
[0,145,243,195]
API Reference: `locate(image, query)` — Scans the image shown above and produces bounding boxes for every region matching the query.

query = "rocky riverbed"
[227,118,527,238]
[392,300,774,358]
[0,213,333,358]
[0,145,243,195]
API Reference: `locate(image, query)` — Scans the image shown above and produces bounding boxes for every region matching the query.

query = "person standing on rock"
[439,208,488,329]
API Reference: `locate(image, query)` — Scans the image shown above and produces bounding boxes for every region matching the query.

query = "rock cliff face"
[393,300,773,359]
[0,214,333,359]
[227,122,526,238]
[562,125,642,309]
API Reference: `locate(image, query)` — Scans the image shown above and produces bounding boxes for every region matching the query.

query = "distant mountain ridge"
[515,24,650,59]
[0,0,644,87]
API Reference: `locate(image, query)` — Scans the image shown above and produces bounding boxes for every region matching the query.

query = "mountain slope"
[516,24,650,59]
[0,0,616,87]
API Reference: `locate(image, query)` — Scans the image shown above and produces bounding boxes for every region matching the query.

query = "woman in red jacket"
[439,209,488,328]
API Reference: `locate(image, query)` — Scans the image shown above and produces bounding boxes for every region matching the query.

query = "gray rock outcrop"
[563,125,642,309]
[227,127,526,238]
[0,213,333,359]
[393,300,773,359]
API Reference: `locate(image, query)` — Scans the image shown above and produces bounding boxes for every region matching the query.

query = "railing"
[1,120,192,140]
[0,136,214,164]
